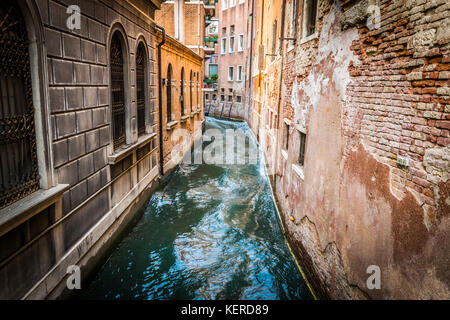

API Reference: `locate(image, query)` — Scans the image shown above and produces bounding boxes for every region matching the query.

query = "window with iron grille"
[136,42,146,136]
[110,32,126,149]
[0,2,40,209]
[166,64,173,121]
[298,132,306,166]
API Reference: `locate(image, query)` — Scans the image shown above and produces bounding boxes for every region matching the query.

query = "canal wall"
[251,0,450,299]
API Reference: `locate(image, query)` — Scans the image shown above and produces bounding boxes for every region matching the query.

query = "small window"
[285,124,289,150]
[206,93,210,100]
[213,94,217,100]
[230,25,235,34]
[228,95,233,102]
[236,95,242,103]
[298,132,306,166]
[229,88,233,93]
[239,0,245,4]
[237,65,243,81]
[228,66,234,81]
[222,0,228,10]
[221,88,225,93]
[238,34,244,52]
[229,36,235,53]
[230,0,236,7]
[221,38,227,54]
[221,95,225,101]
[222,27,227,35]
[303,0,318,38]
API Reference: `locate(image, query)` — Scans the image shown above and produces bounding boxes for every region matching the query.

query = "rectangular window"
[222,27,226,35]
[228,95,233,102]
[230,0,236,8]
[285,124,289,150]
[236,95,242,103]
[221,37,227,54]
[229,36,235,53]
[222,0,228,10]
[213,94,217,100]
[239,0,245,3]
[209,64,218,77]
[303,0,318,38]
[230,25,235,34]
[237,65,243,81]
[238,34,244,51]
[221,88,225,93]
[205,93,209,100]
[221,94,225,101]
[229,88,233,93]
[228,66,234,81]
[298,132,306,166]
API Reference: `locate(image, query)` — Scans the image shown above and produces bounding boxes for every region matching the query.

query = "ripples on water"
[81,117,312,300]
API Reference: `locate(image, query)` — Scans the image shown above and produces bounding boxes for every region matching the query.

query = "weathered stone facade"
[248,0,449,299]
[0,0,206,300]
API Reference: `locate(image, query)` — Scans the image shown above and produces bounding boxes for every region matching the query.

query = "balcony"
[204,39,216,54]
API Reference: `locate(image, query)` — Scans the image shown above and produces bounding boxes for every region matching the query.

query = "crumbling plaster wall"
[275,0,449,299]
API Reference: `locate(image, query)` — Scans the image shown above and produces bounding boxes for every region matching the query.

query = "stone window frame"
[229,35,235,53]
[236,65,243,81]
[134,36,152,136]
[107,23,132,153]
[237,34,244,52]
[228,66,234,81]
[221,37,227,54]
[0,0,67,242]
[222,0,228,10]
[300,0,319,44]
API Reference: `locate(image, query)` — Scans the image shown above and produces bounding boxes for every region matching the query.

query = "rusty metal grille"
[0,2,40,209]
[136,43,146,136]
[110,33,125,149]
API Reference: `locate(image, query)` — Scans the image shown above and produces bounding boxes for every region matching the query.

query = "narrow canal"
[81,117,312,300]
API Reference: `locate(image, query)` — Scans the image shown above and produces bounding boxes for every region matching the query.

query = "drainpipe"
[156,24,166,176]
[273,0,286,191]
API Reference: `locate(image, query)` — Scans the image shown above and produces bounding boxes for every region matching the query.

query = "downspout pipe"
[156,24,165,176]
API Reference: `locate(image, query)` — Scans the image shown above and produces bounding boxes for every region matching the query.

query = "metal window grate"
[136,43,146,136]
[0,1,40,209]
[110,32,126,149]
[298,132,306,166]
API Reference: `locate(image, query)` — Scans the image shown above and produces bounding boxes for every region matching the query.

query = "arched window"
[167,64,172,121]
[0,1,39,208]
[196,73,199,111]
[180,67,185,115]
[189,70,193,113]
[110,31,126,149]
[136,42,147,136]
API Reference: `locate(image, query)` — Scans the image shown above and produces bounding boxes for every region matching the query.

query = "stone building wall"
[251,0,449,299]
[0,0,167,299]
[157,32,204,173]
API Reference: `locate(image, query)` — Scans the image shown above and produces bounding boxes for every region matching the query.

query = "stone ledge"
[108,133,156,165]
[292,164,305,180]
[166,120,179,131]
[180,115,190,122]
[0,184,69,237]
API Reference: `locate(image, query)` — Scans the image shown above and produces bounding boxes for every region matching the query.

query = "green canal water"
[81,117,312,300]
